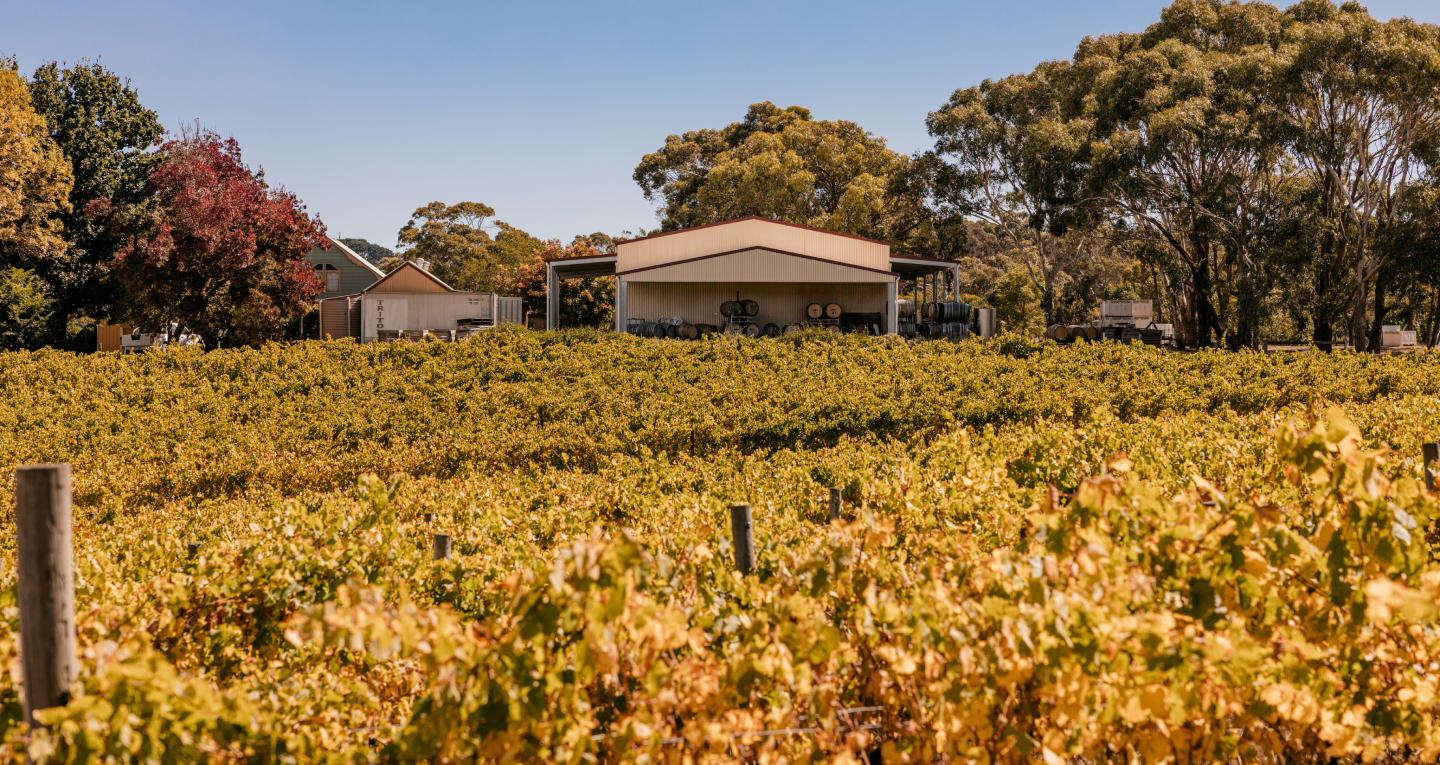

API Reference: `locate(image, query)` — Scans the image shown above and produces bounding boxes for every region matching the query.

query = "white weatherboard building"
[318,261,523,341]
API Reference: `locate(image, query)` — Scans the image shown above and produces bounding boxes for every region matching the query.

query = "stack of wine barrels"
[921,301,971,322]
[722,300,760,318]
[1045,324,1101,342]
[897,320,917,338]
[805,302,843,320]
[628,321,718,339]
[920,322,971,339]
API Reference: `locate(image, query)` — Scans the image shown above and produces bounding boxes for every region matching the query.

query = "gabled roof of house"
[327,237,387,278]
[361,260,457,294]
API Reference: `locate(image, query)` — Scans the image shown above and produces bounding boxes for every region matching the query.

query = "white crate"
[1100,300,1152,319]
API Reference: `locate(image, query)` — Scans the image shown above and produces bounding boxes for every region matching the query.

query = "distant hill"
[339,238,393,264]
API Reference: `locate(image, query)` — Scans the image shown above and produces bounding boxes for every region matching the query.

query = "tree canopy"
[0,66,73,283]
[339,238,393,264]
[27,59,163,342]
[926,0,1440,349]
[393,201,545,292]
[635,101,966,259]
[97,129,328,349]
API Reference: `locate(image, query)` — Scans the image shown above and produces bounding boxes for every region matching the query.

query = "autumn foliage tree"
[496,235,615,328]
[94,129,326,348]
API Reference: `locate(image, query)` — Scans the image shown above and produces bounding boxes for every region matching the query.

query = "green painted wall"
[305,243,382,299]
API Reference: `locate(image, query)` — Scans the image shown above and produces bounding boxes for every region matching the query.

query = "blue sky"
[7,0,1439,248]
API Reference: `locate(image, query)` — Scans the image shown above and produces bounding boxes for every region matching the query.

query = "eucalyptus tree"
[926,61,1091,326]
[1070,0,1300,348]
[1272,0,1440,350]
[634,102,965,259]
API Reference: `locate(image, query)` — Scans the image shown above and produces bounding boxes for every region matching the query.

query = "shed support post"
[615,279,627,333]
[886,280,898,335]
[546,263,558,331]
[953,265,961,302]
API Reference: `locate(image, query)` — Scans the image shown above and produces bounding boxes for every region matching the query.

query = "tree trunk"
[1368,265,1388,353]
[1193,258,1217,348]
[1350,268,1370,353]
[1314,321,1333,352]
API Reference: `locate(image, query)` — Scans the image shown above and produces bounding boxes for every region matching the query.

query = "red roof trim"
[543,253,618,264]
[613,217,892,247]
[615,246,899,278]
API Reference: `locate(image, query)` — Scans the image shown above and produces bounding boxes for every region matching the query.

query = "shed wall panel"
[617,219,889,272]
[622,249,892,283]
[359,293,497,339]
[625,282,886,328]
[96,322,134,352]
[321,298,354,339]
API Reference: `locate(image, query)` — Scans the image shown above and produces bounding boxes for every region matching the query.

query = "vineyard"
[0,327,1439,763]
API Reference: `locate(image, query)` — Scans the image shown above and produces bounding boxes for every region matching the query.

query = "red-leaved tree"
[92,128,327,348]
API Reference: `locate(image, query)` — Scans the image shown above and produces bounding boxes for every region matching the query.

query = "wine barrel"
[1053,324,1070,342]
[743,323,761,337]
[806,303,823,319]
[679,323,698,340]
[824,302,842,319]
[1066,325,1084,342]
[783,323,802,334]
[743,300,760,316]
[958,302,971,323]
[896,299,916,319]
[1086,325,1100,342]
[724,323,742,336]
[761,323,780,338]
[720,301,739,317]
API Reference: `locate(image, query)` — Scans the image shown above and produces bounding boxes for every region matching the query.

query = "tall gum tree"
[1071,0,1300,348]
[926,61,1091,326]
[635,102,965,259]
[392,201,544,293]
[1273,0,1440,351]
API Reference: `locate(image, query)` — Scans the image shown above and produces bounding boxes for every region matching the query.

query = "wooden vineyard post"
[1424,443,1438,491]
[14,464,77,731]
[433,533,452,560]
[828,488,841,522]
[730,505,754,575]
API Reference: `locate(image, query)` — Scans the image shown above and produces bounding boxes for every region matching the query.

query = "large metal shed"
[544,217,959,334]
